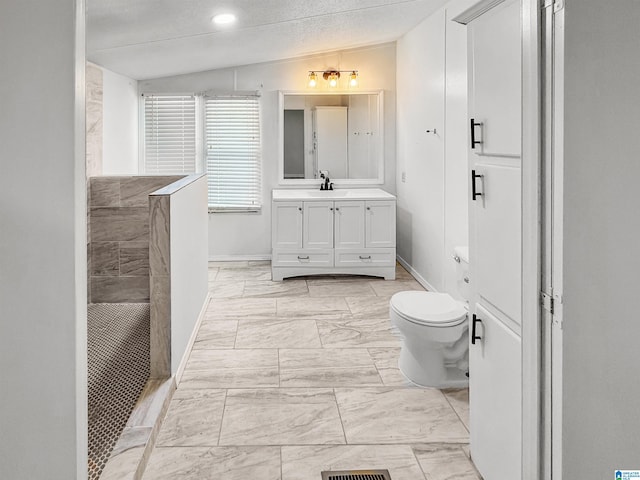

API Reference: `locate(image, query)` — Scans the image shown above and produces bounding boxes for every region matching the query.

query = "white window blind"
[143,95,197,174]
[205,96,261,211]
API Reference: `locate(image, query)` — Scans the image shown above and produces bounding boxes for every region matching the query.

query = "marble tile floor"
[142,262,479,480]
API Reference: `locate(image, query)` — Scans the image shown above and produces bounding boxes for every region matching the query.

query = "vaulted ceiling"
[87,0,448,80]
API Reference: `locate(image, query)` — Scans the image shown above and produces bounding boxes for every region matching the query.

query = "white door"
[303,201,334,249]
[467,0,522,478]
[469,305,522,480]
[334,201,365,249]
[365,201,396,248]
[272,201,302,249]
[314,107,348,178]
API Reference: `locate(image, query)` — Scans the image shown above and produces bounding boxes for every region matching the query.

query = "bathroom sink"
[272,188,396,201]
[291,190,352,198]
[316,190,352,197]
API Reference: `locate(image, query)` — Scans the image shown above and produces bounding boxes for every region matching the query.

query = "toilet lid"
[390,291,467,327]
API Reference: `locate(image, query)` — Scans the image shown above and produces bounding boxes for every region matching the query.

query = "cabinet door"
[365,201,396,248]
[303,201,334,249]
[334,201,365,249]
[272,201,302,249]
[469,0,521,157]
[469,305,522,480]
[473,164,521,329]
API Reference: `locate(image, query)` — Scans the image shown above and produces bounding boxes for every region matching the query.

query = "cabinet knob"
[330,207,334,211]
[335,207,340,211]
[298,207,302,211]
[366,206,371,210]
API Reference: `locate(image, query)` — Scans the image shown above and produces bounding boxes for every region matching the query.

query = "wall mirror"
[278,91,384,185]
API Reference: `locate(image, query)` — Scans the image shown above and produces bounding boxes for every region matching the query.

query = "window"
[141,93,262,212]
[143,95,197,174]
[205,96,261,211]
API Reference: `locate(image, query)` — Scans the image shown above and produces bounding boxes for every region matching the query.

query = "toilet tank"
[453,246,470,302]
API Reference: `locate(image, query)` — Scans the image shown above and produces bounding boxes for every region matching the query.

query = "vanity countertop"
[272,188,396,201]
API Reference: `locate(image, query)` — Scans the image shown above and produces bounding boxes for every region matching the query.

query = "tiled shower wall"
[88,176,184,303]
[86,63,103,178]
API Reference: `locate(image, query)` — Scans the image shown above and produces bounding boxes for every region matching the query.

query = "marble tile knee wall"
[88,176,183,303]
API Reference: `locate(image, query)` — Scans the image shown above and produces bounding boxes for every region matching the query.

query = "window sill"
[208,206,262,214]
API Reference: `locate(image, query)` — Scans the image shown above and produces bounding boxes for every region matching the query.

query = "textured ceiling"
[87,0,448,80]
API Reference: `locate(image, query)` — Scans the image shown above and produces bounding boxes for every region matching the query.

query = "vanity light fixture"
[307,70,359,88]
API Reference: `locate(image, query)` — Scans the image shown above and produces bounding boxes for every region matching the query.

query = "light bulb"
[308,72,317,88]
[349,71,358,87]
[329,74,338,87]
[212,13,236,25]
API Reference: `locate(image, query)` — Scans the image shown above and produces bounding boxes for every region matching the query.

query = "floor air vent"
[321,470,391,480]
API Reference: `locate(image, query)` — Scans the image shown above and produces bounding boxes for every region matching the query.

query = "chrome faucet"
[319,172,333,191]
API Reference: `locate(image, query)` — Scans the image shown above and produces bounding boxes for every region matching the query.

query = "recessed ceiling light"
[212,13,236,25]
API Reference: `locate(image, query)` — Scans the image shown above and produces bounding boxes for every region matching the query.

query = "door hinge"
[541,291,554,314]
[542,0,564,11]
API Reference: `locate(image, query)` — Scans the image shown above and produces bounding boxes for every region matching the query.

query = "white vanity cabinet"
[271,189,396,281]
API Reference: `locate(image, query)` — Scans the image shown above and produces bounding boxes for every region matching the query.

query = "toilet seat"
[390,291,467,327]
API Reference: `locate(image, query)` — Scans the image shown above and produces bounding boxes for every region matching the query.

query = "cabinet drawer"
[272,249,334,267]
[334,248,396,267]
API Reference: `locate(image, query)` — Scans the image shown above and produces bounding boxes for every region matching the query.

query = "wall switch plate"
[401,171,406,182]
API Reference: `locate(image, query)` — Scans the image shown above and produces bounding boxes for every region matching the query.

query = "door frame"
[521,1,543,479]
[523,1,564,478]
[543,1,565,478]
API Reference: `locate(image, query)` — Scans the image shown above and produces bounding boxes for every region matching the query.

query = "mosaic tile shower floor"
[87,303,150,480]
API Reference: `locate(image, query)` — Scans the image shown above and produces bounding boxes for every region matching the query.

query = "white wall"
[0,0,87,478]
[395,0,472,293]
[396,9,446,291]
[169,176,209,374]
[443,7,471,294]
[102,67,138,174]
[561,1,640,477]
[139,43,396,259]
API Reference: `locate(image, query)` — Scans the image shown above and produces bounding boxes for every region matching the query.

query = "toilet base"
[398,347,469,389]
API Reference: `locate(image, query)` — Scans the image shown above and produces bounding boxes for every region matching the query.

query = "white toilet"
[390,246,470,388]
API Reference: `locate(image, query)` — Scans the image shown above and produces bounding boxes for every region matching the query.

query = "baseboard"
[174,293,210,385]
[208,254,271,262]
[396,255,438,292]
